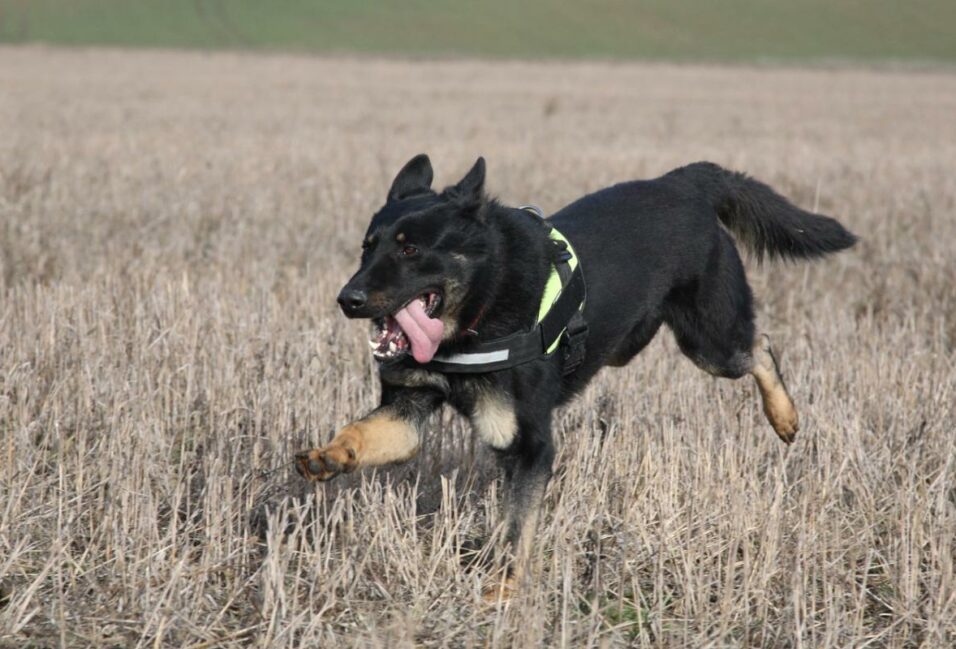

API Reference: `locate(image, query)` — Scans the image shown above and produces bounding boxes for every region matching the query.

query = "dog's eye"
[400,245,419,257]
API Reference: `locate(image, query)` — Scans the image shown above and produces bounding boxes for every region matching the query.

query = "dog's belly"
[605,315,664,367]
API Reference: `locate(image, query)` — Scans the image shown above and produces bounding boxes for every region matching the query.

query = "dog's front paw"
[768,407,799,444]
[295,446,356,482]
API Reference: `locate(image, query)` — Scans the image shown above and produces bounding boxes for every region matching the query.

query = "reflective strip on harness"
[433,349,510,365]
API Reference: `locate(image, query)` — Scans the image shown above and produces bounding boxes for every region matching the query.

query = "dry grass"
[1,46,955,648]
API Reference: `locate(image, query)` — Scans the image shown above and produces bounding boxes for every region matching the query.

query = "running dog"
[295,155,856,597]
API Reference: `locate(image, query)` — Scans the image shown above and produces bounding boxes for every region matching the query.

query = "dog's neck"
[458,204,554,343]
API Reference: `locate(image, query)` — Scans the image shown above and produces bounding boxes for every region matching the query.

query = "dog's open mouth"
[370,292,444,363]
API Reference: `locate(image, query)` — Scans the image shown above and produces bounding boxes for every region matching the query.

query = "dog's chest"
[382,366,519,450]
[468,390,518,449]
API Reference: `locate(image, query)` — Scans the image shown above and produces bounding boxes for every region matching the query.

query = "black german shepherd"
[295,155,856,596]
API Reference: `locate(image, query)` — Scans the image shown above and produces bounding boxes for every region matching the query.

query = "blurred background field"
[1,0,955,63]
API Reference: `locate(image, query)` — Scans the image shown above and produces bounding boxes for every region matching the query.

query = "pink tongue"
[393,300,445,363]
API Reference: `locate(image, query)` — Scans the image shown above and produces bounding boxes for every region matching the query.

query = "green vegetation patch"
[1,0,955,62]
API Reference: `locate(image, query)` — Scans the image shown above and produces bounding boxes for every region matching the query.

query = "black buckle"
[551,239,572,264]
[561,319,588,375]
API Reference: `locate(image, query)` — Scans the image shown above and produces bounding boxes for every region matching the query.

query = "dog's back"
[549,163,856,395]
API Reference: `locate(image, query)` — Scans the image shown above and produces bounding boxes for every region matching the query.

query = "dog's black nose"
[337,288,368,313]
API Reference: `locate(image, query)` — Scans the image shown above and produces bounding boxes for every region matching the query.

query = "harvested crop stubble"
[0,46,955,648]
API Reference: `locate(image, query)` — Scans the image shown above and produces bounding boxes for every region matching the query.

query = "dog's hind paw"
[752,334,799,444]
[294,446,356,482]
[481,576,517,605]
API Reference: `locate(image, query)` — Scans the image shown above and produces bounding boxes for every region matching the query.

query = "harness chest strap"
[416,205,588,375]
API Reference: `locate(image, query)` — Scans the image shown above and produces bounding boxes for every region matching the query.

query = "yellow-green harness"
[539,224,581,354]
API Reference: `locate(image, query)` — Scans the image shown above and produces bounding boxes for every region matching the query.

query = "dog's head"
[338,154,494,364]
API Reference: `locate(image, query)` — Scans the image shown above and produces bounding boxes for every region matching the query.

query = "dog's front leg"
[295,386,441,482]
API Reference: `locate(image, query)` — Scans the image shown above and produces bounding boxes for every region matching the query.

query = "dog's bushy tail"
[670,162,857,262]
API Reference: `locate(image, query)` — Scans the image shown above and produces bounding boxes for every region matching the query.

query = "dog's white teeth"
[369,339,379,349]
[388,341,397,353]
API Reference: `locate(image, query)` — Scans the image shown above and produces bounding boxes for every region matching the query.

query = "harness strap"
[545,251,589,374]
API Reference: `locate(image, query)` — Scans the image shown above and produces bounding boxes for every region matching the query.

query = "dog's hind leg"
[751,334,799,443]
[667,310,799,443]
[664,232,756,379]
[664,231,797,442]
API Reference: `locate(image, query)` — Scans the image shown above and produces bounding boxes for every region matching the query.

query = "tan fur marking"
[472,391,518,449]
[337,414,419,465]
[296,411,419,481]
[438,278,466,341]
[396,232,405,243]
[751,334,799,443]
[482,575,517,604]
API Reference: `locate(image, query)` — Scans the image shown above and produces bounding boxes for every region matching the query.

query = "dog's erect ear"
[453,157,486,200]
[388,154,433,201]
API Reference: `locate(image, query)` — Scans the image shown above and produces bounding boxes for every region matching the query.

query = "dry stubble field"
[1,47,955,648]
